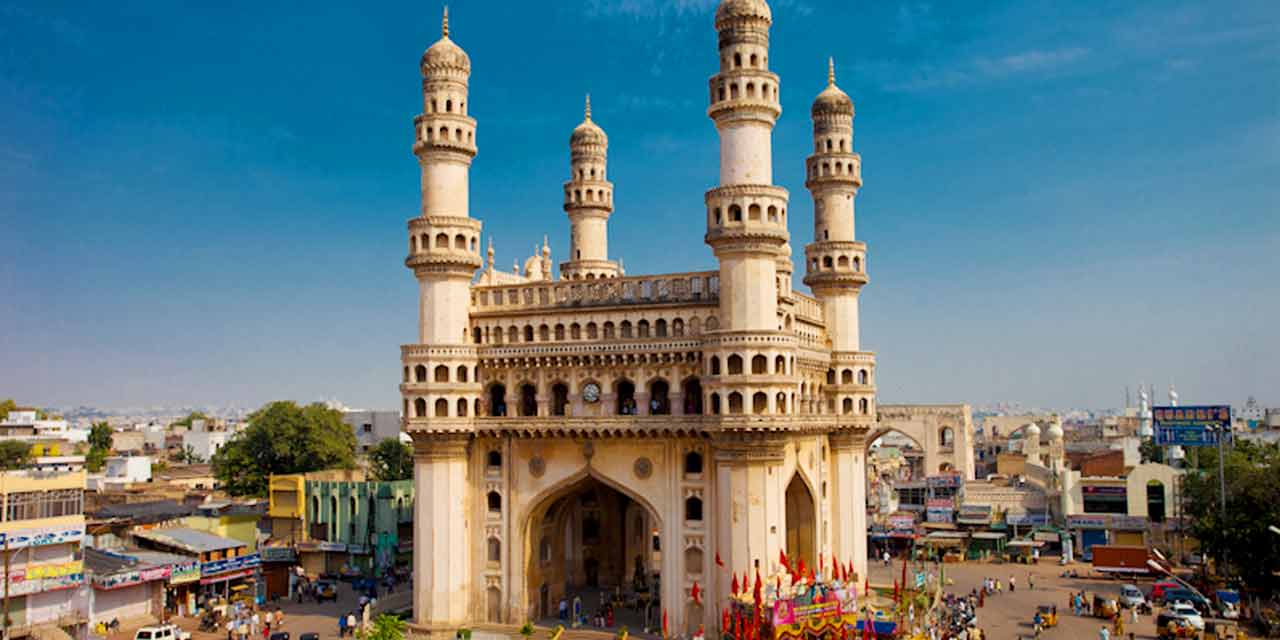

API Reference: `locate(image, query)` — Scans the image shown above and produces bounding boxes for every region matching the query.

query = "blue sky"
[1,1,1277,411]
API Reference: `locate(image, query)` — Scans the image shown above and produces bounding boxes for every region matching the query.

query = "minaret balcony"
[803,241,867,287]
[804,155,861,189]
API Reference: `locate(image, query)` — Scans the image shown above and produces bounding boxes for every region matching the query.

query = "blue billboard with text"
[1153,405,1231,446]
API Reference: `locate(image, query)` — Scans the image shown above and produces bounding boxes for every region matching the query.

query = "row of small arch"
[403,363,477,384]
[710,203,786,225]
[807,158,857,179]
[808,254,863,272]
[723,50,767,71]
[566,186,612,205]
[816,137,850,154]
[421,124,474,145]
[714,78,777,104]
[426,96,465,115]
[471,316,719,345]
[707,353,794,376]
[411,232,479,253]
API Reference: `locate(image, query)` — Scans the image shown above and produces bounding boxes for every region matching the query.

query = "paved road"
[869,557,1228,639]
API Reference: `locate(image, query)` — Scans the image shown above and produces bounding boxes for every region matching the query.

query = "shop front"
[199,552,262,606]
[165,561,201,617]
[1068,515,1110,560]
[90,564,171,624]
[259,545,297,601]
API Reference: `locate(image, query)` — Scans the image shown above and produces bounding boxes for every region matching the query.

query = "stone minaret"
[560,96,620,280]
[403,7,478,632]
[804,58,877,585]
[705,0,789,331]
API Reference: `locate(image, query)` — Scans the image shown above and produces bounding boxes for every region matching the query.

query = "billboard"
[1154,405,1231,446]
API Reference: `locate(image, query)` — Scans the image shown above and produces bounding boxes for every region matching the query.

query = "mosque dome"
[812,59,854,117]
[715,0,772,26]
[1046,421,1064,441]
[1024,423,1041,438]
[570,96,608,148]
[421,9,471,75]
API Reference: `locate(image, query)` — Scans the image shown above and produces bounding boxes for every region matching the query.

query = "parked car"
[1163,603,1206,631]
[1163,588,1212,615]
[135,625,191,640]
[316,580,339,602]
[1150,580,1181,602]
[1119,584,1147,609]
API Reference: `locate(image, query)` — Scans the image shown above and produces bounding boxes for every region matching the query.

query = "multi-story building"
[266,471,413,579]
[342,410,402,455]
[397,2,881,633]
[0,469,88,639]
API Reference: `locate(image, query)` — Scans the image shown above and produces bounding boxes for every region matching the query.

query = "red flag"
[734,611,742,640]
[864,578,869,596]
[691,581,702,605]
[753,570,763,606]
[662,609,669,640]
[722,608,731,634]
[779,549,789,571]
[817,553,823,577]
[807,565,816,583]
[716,551,725,568]
[731,573,740,596]
[797,558,807,581]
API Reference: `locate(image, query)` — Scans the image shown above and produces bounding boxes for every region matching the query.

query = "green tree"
[172,411,210,429]
[1182,439,1280,592]
[211,401,356,496]
[85,447,108,472]
[88,421,113,451]
[358,614,406,640]
[175,445,206,464]
[0,399,16,421]
[0,440,31,470]
[368,438,413,482]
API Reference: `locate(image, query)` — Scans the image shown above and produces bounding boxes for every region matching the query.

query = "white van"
[134,624,191,640]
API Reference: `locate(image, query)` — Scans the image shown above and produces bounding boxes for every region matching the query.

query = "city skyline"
[2,0,1277,410]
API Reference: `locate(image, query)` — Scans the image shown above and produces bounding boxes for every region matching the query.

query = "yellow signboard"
[26,560,83,579]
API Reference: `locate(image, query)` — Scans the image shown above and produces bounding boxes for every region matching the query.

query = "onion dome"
[716,0,772,26]
[570,95,608,148]
[1024,423,1041,439]
[1044,422,1064,442]
[421,7,471,75]
[812,58,854,117]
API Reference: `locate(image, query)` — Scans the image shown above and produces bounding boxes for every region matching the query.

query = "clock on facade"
[582,383,601,403]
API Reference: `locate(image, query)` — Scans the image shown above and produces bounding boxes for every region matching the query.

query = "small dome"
[1046,422,1064,440]
[570,95,607,148]
[421,8,470,74]
[1024,423,1041,437]
[715,0,771,25]
[812,58,853,117]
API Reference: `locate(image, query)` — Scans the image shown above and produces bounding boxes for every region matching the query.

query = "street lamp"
[1269,525,1280,536]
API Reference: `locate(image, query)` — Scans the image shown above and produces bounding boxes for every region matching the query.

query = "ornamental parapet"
[478,340,704,369]
[471,271,719,312]
[701,330,797,350]
[803,241,867,289]
[804,153,862,190]
[401,344,480,359]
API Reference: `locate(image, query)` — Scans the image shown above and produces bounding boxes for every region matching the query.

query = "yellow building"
[0,469,88,638]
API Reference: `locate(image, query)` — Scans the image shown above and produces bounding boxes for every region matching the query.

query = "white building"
[180,420,229,462]
[343,410,403,454]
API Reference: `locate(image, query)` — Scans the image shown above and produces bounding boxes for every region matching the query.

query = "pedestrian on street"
[1098,625,1109,640]
[275,608,284,628]
[1129,605,1138,624]
[347,612,357,636]
[339,613,348,638]
[1009,576,1016,592]
[1028,573,1034,590]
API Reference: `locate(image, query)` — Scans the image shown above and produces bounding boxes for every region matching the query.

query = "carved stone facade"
[400,2,880,635]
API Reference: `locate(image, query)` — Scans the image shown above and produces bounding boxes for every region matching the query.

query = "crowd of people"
[220,604,285,640]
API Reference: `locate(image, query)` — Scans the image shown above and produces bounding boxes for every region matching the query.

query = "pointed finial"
[542,234,550,255]
[828,57,836,85]
[442,5,450,37]
[584,94,592,120]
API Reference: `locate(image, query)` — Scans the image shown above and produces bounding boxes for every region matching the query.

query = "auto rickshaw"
[1158,618,1198,639]
[1035,605,1058,628]
[1092,594,1118,619]
[1205,620,1242,640]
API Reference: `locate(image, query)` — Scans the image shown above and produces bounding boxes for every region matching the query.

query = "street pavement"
[869,557,1223,639]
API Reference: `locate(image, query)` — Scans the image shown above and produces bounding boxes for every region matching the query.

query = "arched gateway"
[397,1,882,636]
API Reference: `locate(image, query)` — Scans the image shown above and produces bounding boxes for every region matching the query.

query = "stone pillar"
[829,431,869,585]
[711,435,787,607]
[411,434,472,634]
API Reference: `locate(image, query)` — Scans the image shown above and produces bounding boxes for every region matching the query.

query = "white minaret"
[561,95,621,279]
[407,6,481,345]
[803,59,868,352]
[705,0,789,331]
[403,7,478,631]
[1167,383,1185,460]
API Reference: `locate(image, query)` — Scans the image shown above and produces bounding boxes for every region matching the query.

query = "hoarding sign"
[888,515,916,531]
[926,507,954,523]
[260,546,296,563]
[26,560,83,580]
[170,562,201,585]
[1154,405,1232,446]
[201,552,260,577]
[1068,515,1109,529]
[0,525,84,549]
[1110,516,1148,531]
[1006,513,1048,526]
[926,474,961,489]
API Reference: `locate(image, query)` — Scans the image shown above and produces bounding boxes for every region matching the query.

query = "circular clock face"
[582,383,601,403]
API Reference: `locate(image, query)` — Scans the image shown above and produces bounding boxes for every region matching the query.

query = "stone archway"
[522,470,663,629]
[785,472,817,570]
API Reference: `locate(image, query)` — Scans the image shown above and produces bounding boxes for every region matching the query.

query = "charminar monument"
[397,1,967,635]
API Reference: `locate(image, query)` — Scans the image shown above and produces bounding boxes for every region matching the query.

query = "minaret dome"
[812,58,853,117]
[421,7,471,75]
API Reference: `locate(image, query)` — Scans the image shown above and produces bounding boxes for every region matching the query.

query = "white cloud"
[881,47,1092,92]
[974,47,1090,77]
